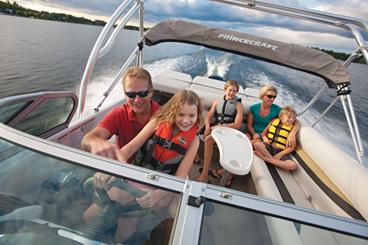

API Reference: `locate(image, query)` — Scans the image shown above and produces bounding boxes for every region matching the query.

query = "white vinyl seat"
[152,70,192,94]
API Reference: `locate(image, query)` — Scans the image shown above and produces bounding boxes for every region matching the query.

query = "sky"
[8,0,368,52]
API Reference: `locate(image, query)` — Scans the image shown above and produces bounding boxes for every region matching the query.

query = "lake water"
[1,15,367,166]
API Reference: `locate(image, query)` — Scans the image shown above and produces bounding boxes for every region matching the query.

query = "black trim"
[187,196,205,207]
[154,135,186,155]
[265,163,295,205]
[293,152,366,221]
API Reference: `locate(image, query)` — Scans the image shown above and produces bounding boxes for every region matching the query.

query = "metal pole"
[298,84,328,116]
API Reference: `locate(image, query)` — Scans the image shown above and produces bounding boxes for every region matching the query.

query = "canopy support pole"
[298,84,328,116]
[93,47,139,112]
[137,0,144,67]
[337,83,364,164]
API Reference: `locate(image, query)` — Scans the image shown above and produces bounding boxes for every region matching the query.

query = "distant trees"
[313,47,366,64]
[0,1,107,26]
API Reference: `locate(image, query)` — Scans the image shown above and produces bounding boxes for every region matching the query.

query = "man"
[81,66,160,160]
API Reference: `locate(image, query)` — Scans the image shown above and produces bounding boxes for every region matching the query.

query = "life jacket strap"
[152,135,186,155]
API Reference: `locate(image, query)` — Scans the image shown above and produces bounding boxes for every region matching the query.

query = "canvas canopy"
[144,20,350,88]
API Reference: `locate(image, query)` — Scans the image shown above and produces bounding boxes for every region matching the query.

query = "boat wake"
[87,49,368,166]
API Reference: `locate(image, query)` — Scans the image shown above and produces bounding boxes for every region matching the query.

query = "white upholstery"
[187,84,223,108]
[299,126,368,220]
[192,76,245,93]
[152,70,192,94]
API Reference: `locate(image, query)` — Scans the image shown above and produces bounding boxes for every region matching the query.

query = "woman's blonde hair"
[152,90,204,128]
[259,84,278,99]
[224,80,239,91]
[279,106,297,119]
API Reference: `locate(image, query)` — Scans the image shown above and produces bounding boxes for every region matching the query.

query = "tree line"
[0,0,107,26]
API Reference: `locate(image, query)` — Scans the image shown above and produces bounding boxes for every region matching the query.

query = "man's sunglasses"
[124,89,151,99]
[266,94,277,99]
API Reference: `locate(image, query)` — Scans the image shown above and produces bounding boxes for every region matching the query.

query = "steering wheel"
[82,177,156,243]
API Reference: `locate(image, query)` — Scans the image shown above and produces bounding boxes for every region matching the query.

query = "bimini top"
[144,20,350,88]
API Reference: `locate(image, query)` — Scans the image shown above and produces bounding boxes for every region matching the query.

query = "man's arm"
[81,127,120,160]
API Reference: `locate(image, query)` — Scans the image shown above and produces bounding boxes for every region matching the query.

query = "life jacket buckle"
[162,139,173,149]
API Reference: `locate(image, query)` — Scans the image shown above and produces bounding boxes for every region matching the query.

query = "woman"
[247,84,299,148]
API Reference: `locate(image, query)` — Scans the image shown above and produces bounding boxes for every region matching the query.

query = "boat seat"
[188,77,225,108]
[152,70,192,94]
[298,126,368,220]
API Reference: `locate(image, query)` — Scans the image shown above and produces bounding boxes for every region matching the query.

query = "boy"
[254,106,298,170]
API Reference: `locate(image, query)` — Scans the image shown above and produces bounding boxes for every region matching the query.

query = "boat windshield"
[199,200,368,245]
[0,137,180,244]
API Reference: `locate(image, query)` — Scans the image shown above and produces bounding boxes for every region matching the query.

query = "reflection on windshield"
[0,138,179,244]
[200,201,367,245]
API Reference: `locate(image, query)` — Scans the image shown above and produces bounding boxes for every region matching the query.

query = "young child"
[253,106,298,171]
[197,79,243,185]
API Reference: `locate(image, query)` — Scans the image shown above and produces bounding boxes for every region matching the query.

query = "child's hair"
[279,106,297,119]
[259,84,277,99]
[224,80,239,92]
[152,90,204,128]
[122,66,152,89]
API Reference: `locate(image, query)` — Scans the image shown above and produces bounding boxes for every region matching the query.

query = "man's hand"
[136,189,173,210]
[89,139,120,160]
[93,172,116,190]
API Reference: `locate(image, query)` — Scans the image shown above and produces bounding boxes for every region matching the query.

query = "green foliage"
[312,48,366,64]
[0,0,107,26]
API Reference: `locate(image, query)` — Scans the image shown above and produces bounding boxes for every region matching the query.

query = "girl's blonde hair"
[224,80,239,91]
[279,106,297,119]
[259,84,278,99]
[152,90,204,128]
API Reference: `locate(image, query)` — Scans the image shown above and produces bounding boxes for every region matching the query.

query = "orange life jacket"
[135,122,198,174]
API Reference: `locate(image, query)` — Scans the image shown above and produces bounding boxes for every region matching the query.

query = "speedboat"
[1,0,368,244]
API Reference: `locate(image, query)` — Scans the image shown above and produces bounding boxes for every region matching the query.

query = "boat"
[0,0,368,244]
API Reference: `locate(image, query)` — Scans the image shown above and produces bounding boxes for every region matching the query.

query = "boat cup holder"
[211,127,253,176]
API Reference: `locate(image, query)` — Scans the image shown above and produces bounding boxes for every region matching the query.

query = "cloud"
[246,26,356,52]
[13,0,367,52]
[301,0,368,20]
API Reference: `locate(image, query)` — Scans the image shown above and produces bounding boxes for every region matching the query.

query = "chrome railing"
[77,0,144,118]
[77,0,367,162]
[211,0,367,163]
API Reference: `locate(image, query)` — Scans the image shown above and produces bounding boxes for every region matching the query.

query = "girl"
[118,89,203,179]
[88,90,203,242]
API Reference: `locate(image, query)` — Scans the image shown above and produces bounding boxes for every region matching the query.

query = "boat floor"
[188,141,257,194]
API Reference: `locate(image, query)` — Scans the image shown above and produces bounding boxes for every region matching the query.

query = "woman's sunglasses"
[124,89,151,99]
[266,94,277,99]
